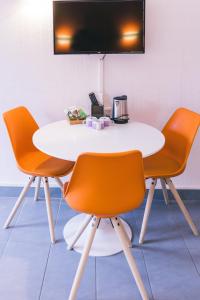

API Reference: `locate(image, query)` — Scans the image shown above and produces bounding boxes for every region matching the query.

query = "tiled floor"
[0,192,200,299]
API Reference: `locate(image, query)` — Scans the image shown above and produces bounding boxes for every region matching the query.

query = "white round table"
[33,120,165,256]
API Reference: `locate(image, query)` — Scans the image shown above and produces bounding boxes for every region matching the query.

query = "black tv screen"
[53,0,145,54]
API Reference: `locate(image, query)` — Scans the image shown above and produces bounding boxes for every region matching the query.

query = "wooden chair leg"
[43,177,55,243]
[112,217,149,300]
[139,178,157,244]
[34,177,41,201]
[68,217,99,300]
[67,214,93,250]
[4,176,35,229]
[166,178,199,236]
[54,177,63,190]
[160,178,169,205]
[115,217,132,248]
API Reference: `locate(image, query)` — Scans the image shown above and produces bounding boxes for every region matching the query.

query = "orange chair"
[64,151,149,300]
[139,107,200,244]
[3,106,74,243]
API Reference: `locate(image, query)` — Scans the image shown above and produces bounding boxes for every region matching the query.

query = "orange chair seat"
[144,148,185,179]
[18,150,74,177]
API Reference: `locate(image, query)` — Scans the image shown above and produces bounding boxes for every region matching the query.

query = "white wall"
[0,0,200,188]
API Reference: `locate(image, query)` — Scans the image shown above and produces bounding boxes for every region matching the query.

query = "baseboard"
[0,186,199,201]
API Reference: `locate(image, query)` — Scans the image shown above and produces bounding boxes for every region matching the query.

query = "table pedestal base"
[63,214,132,257]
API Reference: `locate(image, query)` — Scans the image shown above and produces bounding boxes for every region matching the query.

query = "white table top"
[33,120,165,161]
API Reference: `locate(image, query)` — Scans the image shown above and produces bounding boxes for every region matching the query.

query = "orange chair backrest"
[163,107,200,167]
[64,150,145,216]
[3,106,39,161]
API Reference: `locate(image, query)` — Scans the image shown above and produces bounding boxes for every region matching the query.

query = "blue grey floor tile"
[143,245,200,300]
[0,240,50,300]
[40,242,96,300]
[168,202,200,249]
[0,197,24,242]
[0,241,7,258]
[1,195,200,300]
[96,248,153,300]
[0,186,61,199]
[8,197,61,244]
[0,187,24,198]
[187,248,200,275]
[134,202,186,249]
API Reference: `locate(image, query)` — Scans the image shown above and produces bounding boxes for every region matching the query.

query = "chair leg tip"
[67,245,73,251]
[139,239,144,245]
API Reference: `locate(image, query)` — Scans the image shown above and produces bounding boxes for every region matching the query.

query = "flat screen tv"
[53,0,145,54]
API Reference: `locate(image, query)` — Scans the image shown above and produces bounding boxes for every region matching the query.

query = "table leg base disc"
[63,214,132,257]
